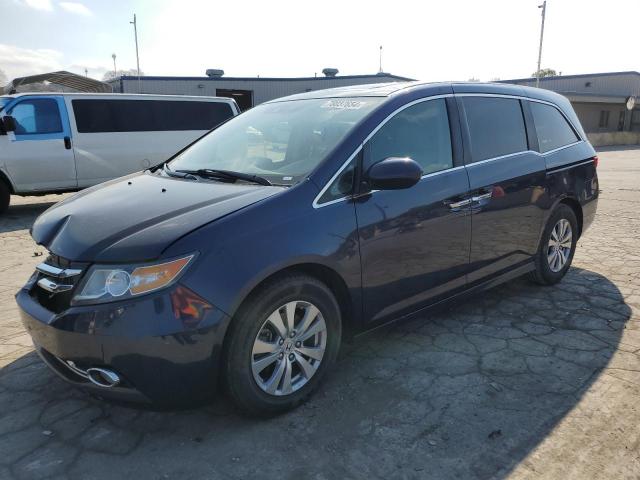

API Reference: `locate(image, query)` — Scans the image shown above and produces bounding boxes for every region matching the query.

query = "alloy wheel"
[251,301,327,396]
[547,218,572,273]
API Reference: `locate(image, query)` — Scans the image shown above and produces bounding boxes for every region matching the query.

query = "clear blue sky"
[1,0,638,82]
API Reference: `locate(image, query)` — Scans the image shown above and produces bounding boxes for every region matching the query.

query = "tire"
[529,204,578,285]
[224,274,342,416]
[0,182,9,214]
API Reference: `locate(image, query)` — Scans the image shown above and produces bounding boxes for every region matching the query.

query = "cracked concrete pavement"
[0,147,639,480]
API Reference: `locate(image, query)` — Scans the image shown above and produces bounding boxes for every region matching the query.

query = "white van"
[0,93,239,212]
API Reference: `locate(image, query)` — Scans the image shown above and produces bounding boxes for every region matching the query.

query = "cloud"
[59,1,92,16]
[20,0,53,10]
[0,44,63,79]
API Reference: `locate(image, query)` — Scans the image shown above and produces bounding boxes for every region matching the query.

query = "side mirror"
[366,157,423,190]
[1,116,16,133]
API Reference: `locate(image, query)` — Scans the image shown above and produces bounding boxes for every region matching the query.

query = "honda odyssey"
[16,81,598,415]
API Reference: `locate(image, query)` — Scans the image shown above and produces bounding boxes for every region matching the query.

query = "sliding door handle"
[447,198,472,210]
[64,136,72,150]
[471,192,492,202]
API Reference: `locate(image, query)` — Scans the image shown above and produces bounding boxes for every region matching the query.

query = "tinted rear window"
[462,97,528,162]
[529,102,579,153]
[72,99,234,133]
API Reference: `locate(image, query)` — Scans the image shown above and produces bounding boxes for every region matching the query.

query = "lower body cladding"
[16,285,231,407]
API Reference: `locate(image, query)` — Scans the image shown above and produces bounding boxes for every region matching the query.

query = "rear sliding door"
[457,95,547,283]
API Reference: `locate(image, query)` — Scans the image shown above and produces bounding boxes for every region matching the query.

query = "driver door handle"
[64,136,72,150]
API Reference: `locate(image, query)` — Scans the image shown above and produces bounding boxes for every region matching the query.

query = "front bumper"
[16,284,231,407]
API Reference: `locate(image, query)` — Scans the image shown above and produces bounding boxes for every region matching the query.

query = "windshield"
[168,97,383,186]
[0,97,11,113]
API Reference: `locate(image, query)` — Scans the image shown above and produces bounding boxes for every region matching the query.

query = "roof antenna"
[378,45,383,73]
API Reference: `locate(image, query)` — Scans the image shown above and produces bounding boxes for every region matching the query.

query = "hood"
[31,171,283,262]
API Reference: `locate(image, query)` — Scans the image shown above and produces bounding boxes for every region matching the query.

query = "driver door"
[355,97,472,325]
[3,96,77,192]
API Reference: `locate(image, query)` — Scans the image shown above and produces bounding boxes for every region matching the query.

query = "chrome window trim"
[465,150,533,168]
[313,94,453,209]
[539,140,584,156]
[465,140,585,169]
[421,165,466,178]
[312,92,586,209]
[311,145,362,209]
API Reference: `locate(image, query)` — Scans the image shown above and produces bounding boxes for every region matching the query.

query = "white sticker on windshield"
[321,99,366,110]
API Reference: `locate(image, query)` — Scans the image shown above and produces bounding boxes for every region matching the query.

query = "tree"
[102,69,144,81]
[0,68,7,87]
[532,68,557,78]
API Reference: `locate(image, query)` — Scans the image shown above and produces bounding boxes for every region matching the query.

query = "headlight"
[72,254,195,305]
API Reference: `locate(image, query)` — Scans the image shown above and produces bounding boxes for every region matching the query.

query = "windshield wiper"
[162,163,197,179]
[175,168,272,186]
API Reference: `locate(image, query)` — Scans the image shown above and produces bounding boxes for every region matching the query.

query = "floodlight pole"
[379,45,383,73]
[112,53,117,78]
[536,1,546,88]
[130,14,141,92]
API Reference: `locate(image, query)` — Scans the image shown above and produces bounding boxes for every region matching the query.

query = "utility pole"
[536,1,547,88]
[111,53,117,78]
[379,45,383,73]
[130,14,141,93]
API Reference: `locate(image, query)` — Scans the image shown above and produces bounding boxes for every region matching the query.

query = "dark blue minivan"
[17,82,598,414]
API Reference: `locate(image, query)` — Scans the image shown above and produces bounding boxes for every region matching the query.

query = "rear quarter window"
[72,99,234,133]
[461,97,528,162]
[529,102,580,153]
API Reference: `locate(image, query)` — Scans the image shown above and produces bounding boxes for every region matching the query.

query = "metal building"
[3,71,112,94]
[503,71,640,145]
[106,70,412,111]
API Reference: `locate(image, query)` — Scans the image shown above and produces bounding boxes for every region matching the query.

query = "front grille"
[30,255,88,313]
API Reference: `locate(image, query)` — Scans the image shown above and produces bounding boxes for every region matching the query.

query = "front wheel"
[529,204,578,285]
[224,274,342,416]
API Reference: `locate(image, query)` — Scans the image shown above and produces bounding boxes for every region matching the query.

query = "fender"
[164,180,363,333]
[224,254,359,323]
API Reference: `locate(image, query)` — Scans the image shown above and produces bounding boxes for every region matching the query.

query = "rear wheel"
[224,274,341,416]
[0,182,9,214]
[529,204,578,285]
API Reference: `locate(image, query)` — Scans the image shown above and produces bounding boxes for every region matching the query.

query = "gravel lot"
[0,147,639,480]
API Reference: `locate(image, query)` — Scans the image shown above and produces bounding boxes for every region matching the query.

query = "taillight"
[592,156,599,168]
